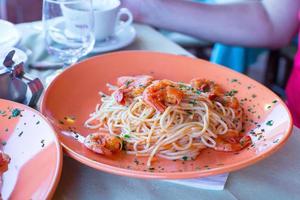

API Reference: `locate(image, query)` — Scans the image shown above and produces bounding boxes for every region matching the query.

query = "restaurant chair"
[264,39,298,98]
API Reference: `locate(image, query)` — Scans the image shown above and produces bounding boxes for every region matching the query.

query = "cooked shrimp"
[0,151,10,173]
[84,133,123,156]
[113,75,154,105]
[190,78,224,97]
[213,96,240,110]
[214,130,251,152]
[191,78,241,110]
[143,80,184,112]
[223,96,240,109]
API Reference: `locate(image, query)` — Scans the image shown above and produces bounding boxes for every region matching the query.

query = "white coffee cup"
[62,0,133,41]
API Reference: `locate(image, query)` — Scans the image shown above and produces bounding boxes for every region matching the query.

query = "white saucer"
[91,25,136,54]
[0,20,20,48]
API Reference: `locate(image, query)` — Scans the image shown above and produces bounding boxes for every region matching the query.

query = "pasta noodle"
[84,76,250,167]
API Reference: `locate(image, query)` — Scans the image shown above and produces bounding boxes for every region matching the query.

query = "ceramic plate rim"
[0,99,63,198]
[41,50,293,179]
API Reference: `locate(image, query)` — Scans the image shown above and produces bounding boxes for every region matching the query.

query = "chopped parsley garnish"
[182,156,188,161]
[125,80,133,87]
[266,120,274,126]
[179,84,191,90]
[11,108,21,117]
[267,105,272,109]
[272,100,278,104]
[18,131,24,137]
[225,89,238,97]
[41,139,45,147]
[1,141,7,146]
[195,90,201,95]
[189,100,197,105]
[231,79,238,83]
[138,84,146,88]
[273,139,280,143]
[124,134,130,139]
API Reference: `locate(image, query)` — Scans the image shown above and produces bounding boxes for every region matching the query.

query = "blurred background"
[2,0,42,23]
[1,0,298,98]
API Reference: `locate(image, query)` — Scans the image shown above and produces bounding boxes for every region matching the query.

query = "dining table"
[15,21,300,200]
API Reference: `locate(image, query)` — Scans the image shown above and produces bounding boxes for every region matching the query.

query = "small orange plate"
[41,51,293,179]
[0,99,62,199]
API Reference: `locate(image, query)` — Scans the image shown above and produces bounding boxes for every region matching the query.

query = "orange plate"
[41,51,293,179]
[0,99,62,199]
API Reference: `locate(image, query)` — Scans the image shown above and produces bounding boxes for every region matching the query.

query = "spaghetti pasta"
[84,75,251,167]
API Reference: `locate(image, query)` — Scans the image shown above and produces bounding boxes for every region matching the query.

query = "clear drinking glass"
[42,0,95,82]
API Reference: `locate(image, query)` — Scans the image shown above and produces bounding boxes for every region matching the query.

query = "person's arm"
[122,0,300,48]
